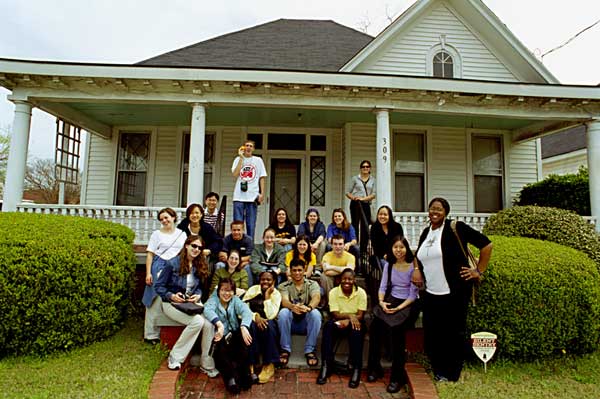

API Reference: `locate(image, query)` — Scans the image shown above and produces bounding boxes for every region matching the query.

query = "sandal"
[279,351,290,366]
[305,352,319,367]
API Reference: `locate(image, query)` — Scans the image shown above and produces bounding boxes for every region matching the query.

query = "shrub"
[0,213,136,357]
[483,206,600,268]
[516,167,590,215]
[468,236,600,360]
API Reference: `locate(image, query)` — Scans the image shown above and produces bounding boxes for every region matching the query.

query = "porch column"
[186,103,206,206]
[375,109,392,208]
[587,119,600,231]
[3,101,32,212]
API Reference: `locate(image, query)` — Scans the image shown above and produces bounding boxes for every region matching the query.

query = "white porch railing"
[16,204,186,245]
[15,204,598,246]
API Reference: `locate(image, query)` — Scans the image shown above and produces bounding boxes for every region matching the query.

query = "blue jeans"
[233,201,257,241]
[277,308,322,354]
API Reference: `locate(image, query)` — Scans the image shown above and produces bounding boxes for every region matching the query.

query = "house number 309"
[382,138,388,163]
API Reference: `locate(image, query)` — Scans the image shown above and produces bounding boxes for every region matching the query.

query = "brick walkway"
[178,363,438,399]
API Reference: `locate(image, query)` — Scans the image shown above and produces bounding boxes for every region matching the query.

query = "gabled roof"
[340,0,559,84]
[138,19,373,72]
[541,125,587,159]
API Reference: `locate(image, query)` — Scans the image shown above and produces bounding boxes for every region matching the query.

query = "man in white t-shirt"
[231,140,267,240]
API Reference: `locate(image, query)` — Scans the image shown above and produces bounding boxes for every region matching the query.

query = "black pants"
[320,319,365,369]
[422,290,470,382]
[367,316,409,384]
[213,329,252,388]
[248,320,280,365]
[349,200,371,250]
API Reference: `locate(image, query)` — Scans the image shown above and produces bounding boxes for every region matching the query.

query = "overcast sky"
[0,0,599,160]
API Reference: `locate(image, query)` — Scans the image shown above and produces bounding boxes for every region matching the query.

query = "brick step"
[160,324,423,369]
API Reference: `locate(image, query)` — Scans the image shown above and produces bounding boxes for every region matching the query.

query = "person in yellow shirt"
[319,235,355,305]
[316,268,367,388]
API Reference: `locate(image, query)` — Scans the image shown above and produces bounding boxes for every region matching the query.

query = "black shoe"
[367,368,383,382]
[226,378,240,394]
[316,364,330,385]
[250,373,259,385]
[144,338,160,345]
[387,381,401,393]
[348,368,361,389]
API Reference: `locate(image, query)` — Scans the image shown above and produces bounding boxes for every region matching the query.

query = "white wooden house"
[2,0,599,244]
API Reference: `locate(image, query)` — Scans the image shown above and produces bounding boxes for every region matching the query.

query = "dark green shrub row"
[483,206,600,268]
[468,236,600,360]
[516,167,590,215]
[0,213,136,357]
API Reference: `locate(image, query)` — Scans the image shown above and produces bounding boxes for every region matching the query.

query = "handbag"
[172,301,204,315]
[450,220,479,304]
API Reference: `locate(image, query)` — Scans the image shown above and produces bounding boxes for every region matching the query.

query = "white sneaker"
[168,357,181,370]
[199,366,219,378]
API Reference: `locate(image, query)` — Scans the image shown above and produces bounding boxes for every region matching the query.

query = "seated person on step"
[277,259,322,368]
[320,234,355,307]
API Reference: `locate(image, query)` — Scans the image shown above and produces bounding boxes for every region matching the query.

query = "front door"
[269,159,302,225]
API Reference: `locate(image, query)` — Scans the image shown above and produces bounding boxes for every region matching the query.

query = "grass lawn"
[437,351,600,399]
[0,318,165,399]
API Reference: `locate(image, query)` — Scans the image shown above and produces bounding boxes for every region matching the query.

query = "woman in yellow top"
[285,235,317,278]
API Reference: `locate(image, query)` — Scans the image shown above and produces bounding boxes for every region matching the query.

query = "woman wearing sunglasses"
[154,236,217,376]
[346,160,376,255]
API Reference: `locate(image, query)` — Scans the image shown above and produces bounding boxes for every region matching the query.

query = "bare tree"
[24,158,80,204]
[0,125,10,196]
[356,12,372,34]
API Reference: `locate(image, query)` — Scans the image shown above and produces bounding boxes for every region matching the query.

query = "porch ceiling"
[64,102,534,130]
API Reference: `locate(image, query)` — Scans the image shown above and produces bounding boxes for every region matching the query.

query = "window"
[116,132,150,206]
[310,156,326,206]
[267,133,306,151]
[472,136,503,213]
[394,131,426,212]
[433,51,453,78]
[180,133,215,207]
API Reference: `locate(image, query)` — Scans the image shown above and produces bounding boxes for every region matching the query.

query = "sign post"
[471,332,497,372]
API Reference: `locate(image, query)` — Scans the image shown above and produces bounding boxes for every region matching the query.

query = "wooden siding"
[152,127,179,206]
[83,134,114,205]
[359,3,518,82]
[509,140,539,202]
[429,127,468,212]
[542,151,587,177]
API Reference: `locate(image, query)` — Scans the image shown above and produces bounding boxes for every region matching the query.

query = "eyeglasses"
[190,244,203,250]
[361,165,370,169]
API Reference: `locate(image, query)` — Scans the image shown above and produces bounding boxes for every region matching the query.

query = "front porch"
[15,203,598,246]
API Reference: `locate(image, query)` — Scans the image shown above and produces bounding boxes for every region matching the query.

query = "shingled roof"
[138,19,373,72]
[541,125,587,159]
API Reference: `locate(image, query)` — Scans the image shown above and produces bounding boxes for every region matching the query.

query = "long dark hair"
[271,207,293,229]
[179,235,209,281]
[292,235,313,262]
[386,235,414,265]
[372,205,401,230]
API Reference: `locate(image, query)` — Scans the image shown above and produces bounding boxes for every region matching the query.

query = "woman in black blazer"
[413,197,493,382]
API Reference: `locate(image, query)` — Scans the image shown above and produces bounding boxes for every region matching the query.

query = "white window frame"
[113,128,156,206]
[392,129,428,212]
[427,44,462,79]
[467,132,508,213]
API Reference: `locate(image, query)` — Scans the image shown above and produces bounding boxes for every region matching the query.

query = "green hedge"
[516,167,590,215]
[0,213,136,357]
[468,236,600,360]
[483,206,600,268]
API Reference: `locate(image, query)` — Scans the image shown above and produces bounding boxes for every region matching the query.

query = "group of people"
[140,139,494,394]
